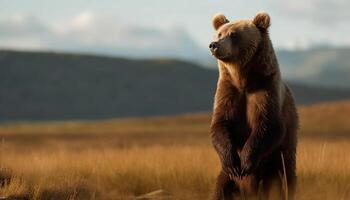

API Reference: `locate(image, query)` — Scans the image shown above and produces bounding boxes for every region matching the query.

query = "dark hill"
[1,50,349,121]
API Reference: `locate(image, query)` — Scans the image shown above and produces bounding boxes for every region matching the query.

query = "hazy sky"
[0,0,349,56]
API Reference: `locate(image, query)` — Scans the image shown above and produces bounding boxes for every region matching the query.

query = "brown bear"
[209,12,298,200]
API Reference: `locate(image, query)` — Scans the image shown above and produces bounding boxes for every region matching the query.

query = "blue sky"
[0,0,349,57]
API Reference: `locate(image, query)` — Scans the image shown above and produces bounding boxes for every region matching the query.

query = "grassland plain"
[0,101,349,200]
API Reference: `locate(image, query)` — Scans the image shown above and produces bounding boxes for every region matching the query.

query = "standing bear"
[209,12,298,200]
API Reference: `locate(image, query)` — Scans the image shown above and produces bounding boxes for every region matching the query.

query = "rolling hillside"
[1,50,350,121]
[2,100,349,140]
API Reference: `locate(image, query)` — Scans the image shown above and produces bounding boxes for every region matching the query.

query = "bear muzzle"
[209,42,219,54]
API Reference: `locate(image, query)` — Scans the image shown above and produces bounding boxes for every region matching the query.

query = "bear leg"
[286,163,296,200]
[262,175,283,200]
[213,170,239,200]
[261,158,296,200]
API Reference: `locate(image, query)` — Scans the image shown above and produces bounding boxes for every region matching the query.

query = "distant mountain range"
[276,47,350,89]
[1,50,350,121]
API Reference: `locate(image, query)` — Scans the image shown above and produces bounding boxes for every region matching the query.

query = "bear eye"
[218,33,222,38]
[230,32,236,37]
[230,32,238,39]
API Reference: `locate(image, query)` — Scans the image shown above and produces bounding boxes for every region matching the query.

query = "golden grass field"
[0,101,349,200]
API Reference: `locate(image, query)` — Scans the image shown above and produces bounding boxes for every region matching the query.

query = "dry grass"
[0,101,349,199]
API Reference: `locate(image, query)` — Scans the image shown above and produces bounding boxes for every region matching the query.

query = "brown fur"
[210,12,298,200]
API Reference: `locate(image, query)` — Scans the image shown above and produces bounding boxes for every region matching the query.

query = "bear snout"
[209,42,219,53]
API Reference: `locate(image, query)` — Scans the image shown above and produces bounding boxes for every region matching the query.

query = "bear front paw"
[240,156,254,176]
[225,165,241,178]
[222,153,241,177]
[240,151,258,176]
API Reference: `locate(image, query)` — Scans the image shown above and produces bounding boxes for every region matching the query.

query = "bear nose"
[209,42,219,51]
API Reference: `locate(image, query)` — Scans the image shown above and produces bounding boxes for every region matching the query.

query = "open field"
[0,101,349,199]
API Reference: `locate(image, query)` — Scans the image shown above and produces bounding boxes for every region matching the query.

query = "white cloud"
[0,11,204,59]
[269,0,350,25]
[70,11,95,29]
[1,3,349,58]
[0,13,49,37]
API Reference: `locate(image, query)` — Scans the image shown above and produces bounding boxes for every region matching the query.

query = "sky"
[0,0,349,58]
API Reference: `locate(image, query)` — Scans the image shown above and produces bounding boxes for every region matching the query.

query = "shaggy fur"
[209,12,298,200]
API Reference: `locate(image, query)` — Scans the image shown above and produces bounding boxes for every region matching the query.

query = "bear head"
[209,12,271,64]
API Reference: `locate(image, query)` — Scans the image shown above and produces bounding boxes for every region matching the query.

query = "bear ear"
[253,12,270,30]
[212,13,229,30]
